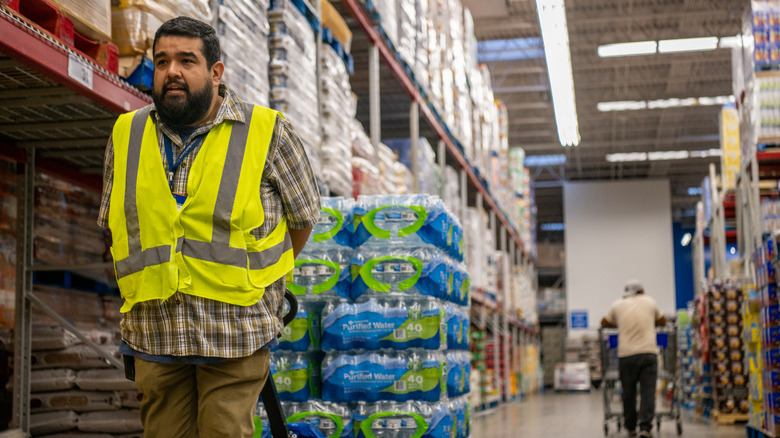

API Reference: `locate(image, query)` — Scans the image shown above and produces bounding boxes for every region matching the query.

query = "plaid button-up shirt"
[98,83,320,358]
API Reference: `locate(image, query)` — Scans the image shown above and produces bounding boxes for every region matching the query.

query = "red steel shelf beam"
[0,9,150,115]
[339,0,527,257]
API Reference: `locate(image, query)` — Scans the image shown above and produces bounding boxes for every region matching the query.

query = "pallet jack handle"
[260,289,299,438]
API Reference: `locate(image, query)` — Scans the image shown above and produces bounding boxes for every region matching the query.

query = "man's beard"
[152,80,213,128]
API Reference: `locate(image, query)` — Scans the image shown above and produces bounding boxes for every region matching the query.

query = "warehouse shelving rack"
[0,0,538,433]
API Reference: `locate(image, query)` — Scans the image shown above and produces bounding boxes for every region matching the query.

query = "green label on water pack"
[378,314,441,343]
[274,368,309,394]
[278,318,308,344]
[380,367,440,395]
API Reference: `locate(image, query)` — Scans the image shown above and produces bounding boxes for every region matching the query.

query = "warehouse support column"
[369,44,380,165]
[410,102,419,194]
[489,210,499,399]
[500,227,510,401]
[12,149,34,432]
[438,140,446,200]
[460,169,467,261]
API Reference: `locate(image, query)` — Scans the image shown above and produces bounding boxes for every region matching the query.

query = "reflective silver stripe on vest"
[248,232,293,270]
[115,245,171,278]
[179,103,291,270]
[115,107,172,279]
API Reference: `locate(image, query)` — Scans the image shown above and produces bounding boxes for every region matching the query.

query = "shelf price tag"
[68,53,93,90]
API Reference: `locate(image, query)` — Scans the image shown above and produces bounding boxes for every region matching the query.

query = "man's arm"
[601,317,616,328]
[289,227,313,258]
[655,315,668,326]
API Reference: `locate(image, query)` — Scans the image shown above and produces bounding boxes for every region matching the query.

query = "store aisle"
[471,390,745,438]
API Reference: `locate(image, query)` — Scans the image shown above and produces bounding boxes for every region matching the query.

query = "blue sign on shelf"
[570,310,588,329]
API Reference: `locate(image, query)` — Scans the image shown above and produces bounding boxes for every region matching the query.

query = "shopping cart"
[598,326,683,436]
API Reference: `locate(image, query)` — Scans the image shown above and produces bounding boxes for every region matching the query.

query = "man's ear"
[211,61,225,88]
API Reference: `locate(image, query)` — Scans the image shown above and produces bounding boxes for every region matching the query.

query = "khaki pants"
[134,349,270,438]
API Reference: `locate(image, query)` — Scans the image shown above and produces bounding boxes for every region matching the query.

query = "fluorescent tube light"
[698,95,735,106]
[718,36,741,48]
[658,37,718,53]
[648,98,697,109]
[598,36,737,58]
[606,152,647,162]
[606,149,722,163]
[648,150,690,161]
[689,148,722,158]
[681,233,692,247]
[598,41,657,57]
[597,96,735,112]
[597,101,647,112]
[687,187,703,196]
[536,0,580,147]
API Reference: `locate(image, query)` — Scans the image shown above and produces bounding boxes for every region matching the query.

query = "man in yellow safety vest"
[98,16,320,437]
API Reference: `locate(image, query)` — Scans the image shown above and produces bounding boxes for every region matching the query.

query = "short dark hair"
[153,17,221,67]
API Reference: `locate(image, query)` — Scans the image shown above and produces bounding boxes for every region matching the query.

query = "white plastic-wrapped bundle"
[463,8,477,73]
[320,44,355,197]
[378,143,408,194]
[427,0,444,113]
[374,0,398,50]
[269,0,322,177]
[157,0,213,21]
[396,0,416,67]
[414,0,430,92]
[443,165,460,220]
[217,0,270,107]
[469,67,484,168]
[383,137,440,195]
[352,157,382,196]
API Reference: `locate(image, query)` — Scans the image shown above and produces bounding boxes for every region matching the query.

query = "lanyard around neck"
[163,132,206,190]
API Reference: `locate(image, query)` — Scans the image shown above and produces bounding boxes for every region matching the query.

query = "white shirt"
[604,294,663,358]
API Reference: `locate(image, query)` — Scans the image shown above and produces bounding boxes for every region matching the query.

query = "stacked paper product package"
[268,0,323,184]
[217,0,271,108]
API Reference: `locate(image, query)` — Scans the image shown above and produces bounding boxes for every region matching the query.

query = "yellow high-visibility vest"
[108,103,293,313]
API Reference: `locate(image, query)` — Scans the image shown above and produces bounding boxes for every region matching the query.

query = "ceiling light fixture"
[597,36,738,57]
[597,95,735,112]
[681,233,692,247]
[718,36,742,48]
[648,150,690,161]
[606,152,648,162]
[598,41,657,58]
[607,149,722,163]
[658,37,718,53]
[536,0,580,147]
[597,100,647,111]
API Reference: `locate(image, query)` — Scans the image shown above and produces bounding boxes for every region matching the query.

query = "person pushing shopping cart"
[601,280,668,438]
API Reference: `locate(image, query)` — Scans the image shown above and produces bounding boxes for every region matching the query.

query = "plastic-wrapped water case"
[446,351,471,397]
[273,300,321,352]
[321,351,444,403]
[445,304,470,350]
[350,246,449,301]
[282,401,354,438]
[352,401,456,438]
[353,195,462,260]
[307,197,355,249]
[270,351,321,402]
[321,298,445,351]
[289,247,353,299]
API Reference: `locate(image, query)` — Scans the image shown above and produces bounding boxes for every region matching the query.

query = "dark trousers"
[619,353,658,432]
